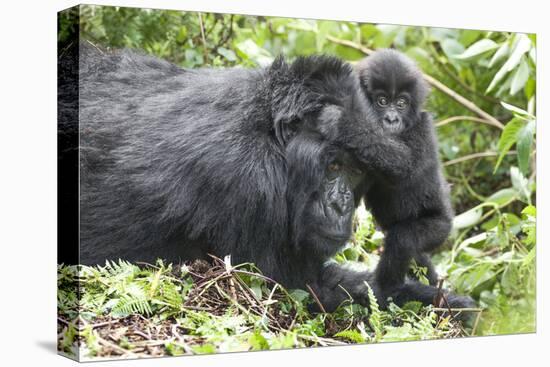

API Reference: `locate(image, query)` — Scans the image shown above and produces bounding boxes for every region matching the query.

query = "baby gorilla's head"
[356,49,429,134]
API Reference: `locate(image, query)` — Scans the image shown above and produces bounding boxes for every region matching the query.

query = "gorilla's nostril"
[331,203,343,215]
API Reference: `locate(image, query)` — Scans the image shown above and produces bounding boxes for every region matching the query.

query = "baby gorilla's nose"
[384,111,400,124]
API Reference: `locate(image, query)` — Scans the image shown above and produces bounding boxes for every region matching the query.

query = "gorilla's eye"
[396,97,409,109]
[377,96,389,107]
[328,163,342,172]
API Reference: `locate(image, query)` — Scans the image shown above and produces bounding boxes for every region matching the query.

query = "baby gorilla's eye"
[396,97,409,109]
[376,95,389,107]
[328,163,342,172]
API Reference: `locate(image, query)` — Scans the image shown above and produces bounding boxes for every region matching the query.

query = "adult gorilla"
[58,43,472,311]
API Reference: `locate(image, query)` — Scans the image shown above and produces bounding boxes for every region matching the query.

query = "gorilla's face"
[286,134,364,259]
[356,49,429,135]
[371,90,413,133]
[304,151,363,252]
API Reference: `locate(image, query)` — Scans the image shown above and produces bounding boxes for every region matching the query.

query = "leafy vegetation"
[58,257,467,359]
[58,5,536,358]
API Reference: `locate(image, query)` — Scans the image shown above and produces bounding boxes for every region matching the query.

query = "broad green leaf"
[522,205,536,217]
[510,58,529,95]
[286,19,317,32]
[495,72,514,96]
[165,342,184,356]
[405,46,431,70]
[217,47,237,62]
[441,38,465,59]
[502,213,522,234]
[458,232,488,252]
[381,324,416,342]
[459,30,482,46]
[522,248,536,267]
[334,330,365,343]
[505,34,531,72]
[373,24,400,48]
[521,205,536,247]
[485,188,518,206]
[487,35,531,93]
[248,331,270,351]
[486,61,510,93]
[488,42,510,67]
[184,49,203,67]
[501,101,534,119]
[360,24,379,40]
[525,79,536,100]
[192,344,216,354]
[235,40,273,67]
[528,96,536,115]
[176,26,188,43]
[289,289,310,303]
[428,27,459,42]
[250,283,262,299]
[453,39,498,59]
[453,207,483,229]
[510,166,531,203]
[501,263,520,290]
[463,263,495,292]
[462,246,484,258]
[494,117,524,172]
[516,119,536,176]
[316,21,332,52]
[402,301,423,313]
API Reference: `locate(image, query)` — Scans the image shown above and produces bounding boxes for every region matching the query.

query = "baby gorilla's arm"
[352,133,418,181]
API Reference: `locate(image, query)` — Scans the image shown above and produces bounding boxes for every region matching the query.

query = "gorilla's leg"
[309,263,376,312]
[388,281,475,308]
[376,213,452,289]
[309,263,474,313]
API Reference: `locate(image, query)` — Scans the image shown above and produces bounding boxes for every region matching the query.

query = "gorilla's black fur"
[59,43,473,312]
[349,49,454,296]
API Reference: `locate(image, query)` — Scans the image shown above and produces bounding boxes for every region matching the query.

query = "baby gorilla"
[354,49,454,298]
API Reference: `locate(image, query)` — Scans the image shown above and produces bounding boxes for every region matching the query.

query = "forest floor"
[57,258,476,360]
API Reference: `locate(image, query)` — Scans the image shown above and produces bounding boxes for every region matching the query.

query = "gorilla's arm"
[344,113,436,182]
[354,136,416,181]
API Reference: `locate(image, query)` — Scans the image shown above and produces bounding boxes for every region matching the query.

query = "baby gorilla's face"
[356,49,430,135]
[371,90,412,133]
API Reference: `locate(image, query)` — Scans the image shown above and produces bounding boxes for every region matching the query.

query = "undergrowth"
[58,256,467,359]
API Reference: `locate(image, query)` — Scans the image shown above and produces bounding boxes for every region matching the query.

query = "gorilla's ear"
[270,85,320,147]
[268,56,315,146]
[272,100,323,146]
[274,115,300,147]
[269,55,354,146]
